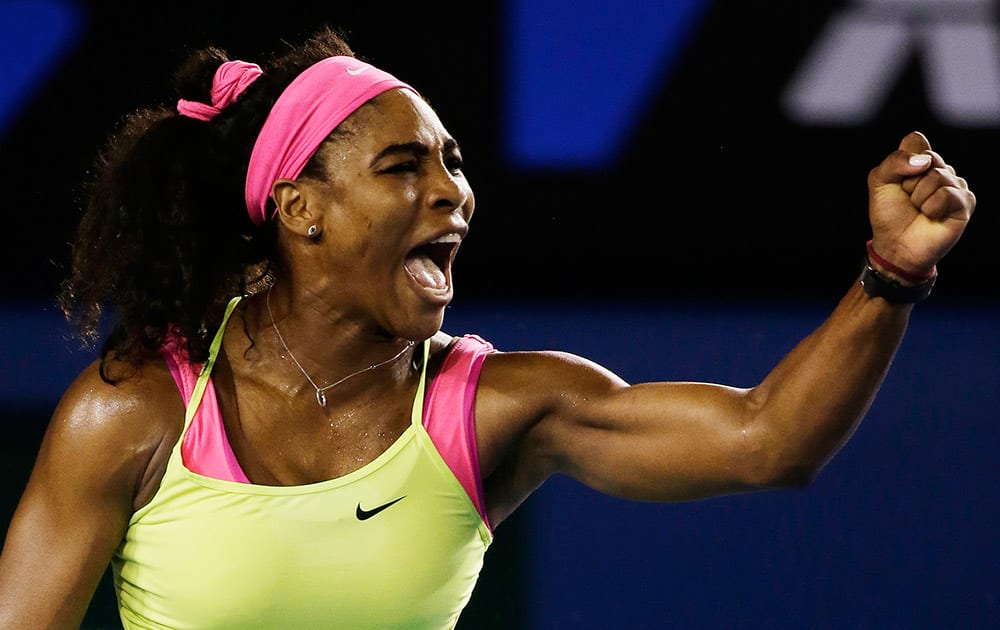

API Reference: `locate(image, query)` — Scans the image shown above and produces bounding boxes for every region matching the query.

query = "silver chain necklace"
[265,286,414,407]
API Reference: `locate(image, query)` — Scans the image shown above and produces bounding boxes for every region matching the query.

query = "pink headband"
[176,60,263,121]
[244,56,418,225]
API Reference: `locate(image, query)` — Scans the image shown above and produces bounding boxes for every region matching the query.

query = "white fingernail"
[909,154,931,166]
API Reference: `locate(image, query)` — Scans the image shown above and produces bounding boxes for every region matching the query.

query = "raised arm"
[479,132,975,525]
[0,361,180,629]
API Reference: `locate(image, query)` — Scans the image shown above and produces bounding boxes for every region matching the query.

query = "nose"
[427,163,474,220]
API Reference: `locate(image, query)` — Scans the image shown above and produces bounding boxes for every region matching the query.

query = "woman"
[0,26,975,628]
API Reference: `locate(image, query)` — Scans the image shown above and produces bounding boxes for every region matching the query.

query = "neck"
[261,284,414,406]
[260,284,395,357]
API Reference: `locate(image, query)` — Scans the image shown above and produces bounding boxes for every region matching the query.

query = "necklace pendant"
[316,390,327,407]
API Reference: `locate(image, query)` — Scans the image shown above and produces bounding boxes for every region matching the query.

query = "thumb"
[871,131,933,187]
[899,130,931,154]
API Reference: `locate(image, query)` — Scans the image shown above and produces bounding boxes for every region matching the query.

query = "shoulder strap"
[185,296,242,430]
[409,337,431,427]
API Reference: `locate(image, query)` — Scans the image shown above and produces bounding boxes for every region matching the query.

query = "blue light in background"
[0,303,95,412]
[504,0,710,169]
[0,1,84,135]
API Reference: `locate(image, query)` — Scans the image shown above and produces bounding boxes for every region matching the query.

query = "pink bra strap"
[423,334,494,532]
[162,335,250,483]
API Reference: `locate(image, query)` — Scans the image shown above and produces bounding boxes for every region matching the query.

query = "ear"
[271,178,321,238]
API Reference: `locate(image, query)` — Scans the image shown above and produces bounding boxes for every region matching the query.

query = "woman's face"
[295,88,475,340]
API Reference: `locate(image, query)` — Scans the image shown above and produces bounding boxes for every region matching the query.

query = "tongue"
[405,255,446,289]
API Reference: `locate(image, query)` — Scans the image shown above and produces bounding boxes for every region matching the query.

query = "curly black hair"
[59,26,356,381]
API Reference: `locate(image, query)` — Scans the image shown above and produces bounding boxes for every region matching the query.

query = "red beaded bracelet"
[865,240,937,284]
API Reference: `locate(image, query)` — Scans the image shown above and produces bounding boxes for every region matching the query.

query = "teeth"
[429,233,461,244]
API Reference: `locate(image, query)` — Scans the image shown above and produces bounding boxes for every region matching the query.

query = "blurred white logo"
[782,0,1000,126]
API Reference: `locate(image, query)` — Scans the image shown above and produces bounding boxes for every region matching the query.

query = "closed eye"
[380,160,418,174]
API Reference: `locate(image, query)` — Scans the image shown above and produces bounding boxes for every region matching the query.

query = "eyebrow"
[368,139,461,168]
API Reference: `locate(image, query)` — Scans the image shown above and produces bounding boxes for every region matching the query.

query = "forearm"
[747,276,911,482]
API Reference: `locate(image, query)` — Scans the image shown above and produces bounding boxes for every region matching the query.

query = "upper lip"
[428,231,463,245]
[423,222,468,247]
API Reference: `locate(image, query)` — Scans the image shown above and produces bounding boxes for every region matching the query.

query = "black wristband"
[860,258,936,304]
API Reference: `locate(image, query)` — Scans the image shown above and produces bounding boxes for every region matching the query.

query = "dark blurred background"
[1,1,997,628]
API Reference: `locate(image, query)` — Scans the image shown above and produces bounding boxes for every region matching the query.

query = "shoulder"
[480,348,626,401]
[470,347,630,512]
[430,332,625,404]
[427,332,629,423]
[472,345,629,448]
[45,356,184,506]
[55,356,182,440]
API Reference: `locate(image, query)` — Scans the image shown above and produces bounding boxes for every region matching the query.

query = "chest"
[116,428,491,629]
[218,361,419,485]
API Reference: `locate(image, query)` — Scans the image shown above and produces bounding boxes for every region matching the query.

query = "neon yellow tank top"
[112,298,492,629]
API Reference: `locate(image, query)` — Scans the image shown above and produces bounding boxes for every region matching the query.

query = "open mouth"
[404,233,461,291]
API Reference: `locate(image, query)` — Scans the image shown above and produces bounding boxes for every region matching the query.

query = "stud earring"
[307,225,319,238]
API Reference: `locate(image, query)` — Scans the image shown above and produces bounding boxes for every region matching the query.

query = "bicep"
[480,351,766,516]
[547,380,762,501]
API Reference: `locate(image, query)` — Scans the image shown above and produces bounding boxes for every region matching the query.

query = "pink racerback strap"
[162,337,250,483]
[422,334,494,531]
